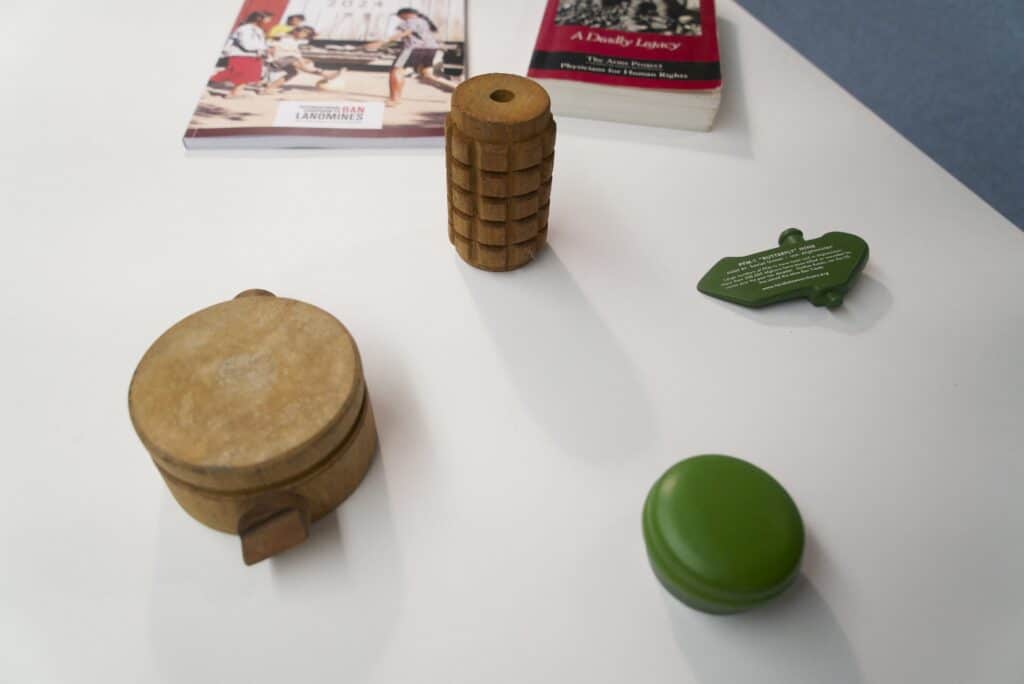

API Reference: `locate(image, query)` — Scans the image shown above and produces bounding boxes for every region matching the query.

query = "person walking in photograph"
[365,7,453,107]
[209,11,272,98]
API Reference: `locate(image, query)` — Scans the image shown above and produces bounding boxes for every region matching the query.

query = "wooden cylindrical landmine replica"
[129,290,378,565]
[446,73,557,271]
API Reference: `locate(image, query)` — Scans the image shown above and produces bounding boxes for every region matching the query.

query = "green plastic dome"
[643,455,805,614]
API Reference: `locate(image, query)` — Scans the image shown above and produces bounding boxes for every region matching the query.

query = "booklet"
[184,1,467,149]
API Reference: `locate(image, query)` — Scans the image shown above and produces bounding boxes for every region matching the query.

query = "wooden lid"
[449,73,552,143]
[129,292,365,492]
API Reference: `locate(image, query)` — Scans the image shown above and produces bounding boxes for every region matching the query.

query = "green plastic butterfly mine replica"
[698,229,870,309]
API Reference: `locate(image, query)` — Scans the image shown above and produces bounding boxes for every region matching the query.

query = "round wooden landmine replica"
[129,290,378,565]
[446,73,557,271]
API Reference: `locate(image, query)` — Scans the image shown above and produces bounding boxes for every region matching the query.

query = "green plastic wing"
[698,229,869,309]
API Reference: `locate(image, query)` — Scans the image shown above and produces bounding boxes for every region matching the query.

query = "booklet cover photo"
[184,0,468,149]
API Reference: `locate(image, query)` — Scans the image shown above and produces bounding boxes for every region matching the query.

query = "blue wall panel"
[734,0,1023,229]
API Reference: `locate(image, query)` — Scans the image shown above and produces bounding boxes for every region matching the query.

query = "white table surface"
[2,1,1022,682]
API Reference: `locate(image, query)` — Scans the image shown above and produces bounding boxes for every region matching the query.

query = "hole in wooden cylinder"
[490,89,515,103]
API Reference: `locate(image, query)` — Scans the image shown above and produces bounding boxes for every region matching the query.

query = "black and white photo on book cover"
[554,0,703,37]
[185,0,467,144]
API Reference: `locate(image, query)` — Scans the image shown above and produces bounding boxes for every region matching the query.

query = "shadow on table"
[461,248,655,461]
[148,439,403,683]
[666,574,861,684]
[711,273,892,335]
[269,443,398,589]
[556,18,751,160]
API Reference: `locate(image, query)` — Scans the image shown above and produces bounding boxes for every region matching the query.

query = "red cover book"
[528,0,721,92]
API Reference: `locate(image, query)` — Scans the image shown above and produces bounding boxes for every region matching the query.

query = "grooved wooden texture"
[129,293,378,562]
[446,74,556,272]
[160,396,377,535]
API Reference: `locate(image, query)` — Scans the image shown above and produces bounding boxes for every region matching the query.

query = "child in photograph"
[268,13,306,39]
[209,11,272,98]
[365,8,454,107]
[263,26,344,93]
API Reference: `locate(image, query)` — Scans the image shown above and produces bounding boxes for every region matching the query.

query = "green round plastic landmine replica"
[643,455,804,614]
